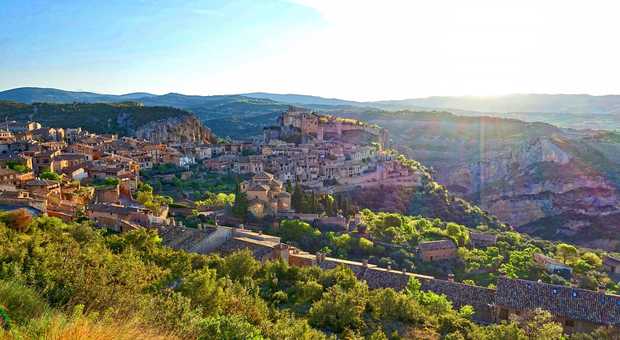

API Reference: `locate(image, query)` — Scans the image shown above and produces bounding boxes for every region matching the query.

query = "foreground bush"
[0,214,611,339]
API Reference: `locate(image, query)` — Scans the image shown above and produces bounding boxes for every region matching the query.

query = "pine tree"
[232,183,248,219]
[292,183,304,212]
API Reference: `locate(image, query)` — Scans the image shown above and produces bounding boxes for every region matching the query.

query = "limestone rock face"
[134,115,215,144]
[333,111,620,248]
[422,134,619,227]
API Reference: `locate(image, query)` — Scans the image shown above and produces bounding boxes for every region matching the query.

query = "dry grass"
[1,315,179,340]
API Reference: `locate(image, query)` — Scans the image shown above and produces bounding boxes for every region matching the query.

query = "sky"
[2,0,620,101]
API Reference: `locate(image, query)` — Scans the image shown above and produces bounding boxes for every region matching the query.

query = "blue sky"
[2,1,620,100]
[1,0,324,95]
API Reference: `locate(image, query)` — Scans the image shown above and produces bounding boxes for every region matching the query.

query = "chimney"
[402,268,407,275]
[448,273,455,282]
[599,285,606,294]
[387,265,392,271]
[362,259,368,268]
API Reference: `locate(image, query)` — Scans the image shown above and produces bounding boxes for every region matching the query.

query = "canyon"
[342,111,620,249]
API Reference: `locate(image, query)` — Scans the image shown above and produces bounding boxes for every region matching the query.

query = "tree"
[178,268,224,311]
[580,252,602,269]
[308,284,369,333]
[279,219,321,250]
[291,183,304,212]
[222,250,260,282]
[39,171,61,181]
[198,315,264,340]
[102,177,120,186]
[1,209,33,232]
[556,243,578,264]
[322,194,336,216]
[6,160,28,174]
[520,309,564,340]
[232,184,248,219]
[405,276,422,298]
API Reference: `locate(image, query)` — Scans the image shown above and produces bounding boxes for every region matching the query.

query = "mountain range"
[3,87,620,131]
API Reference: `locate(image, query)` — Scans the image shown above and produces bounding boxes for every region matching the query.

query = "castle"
[265,106,389,147]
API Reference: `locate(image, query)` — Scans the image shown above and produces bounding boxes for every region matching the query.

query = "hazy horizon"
[5,86,620,104]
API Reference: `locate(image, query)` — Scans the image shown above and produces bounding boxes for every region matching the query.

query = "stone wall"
[421,279,497,323]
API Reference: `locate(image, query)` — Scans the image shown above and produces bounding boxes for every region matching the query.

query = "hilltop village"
[0,107,619,334]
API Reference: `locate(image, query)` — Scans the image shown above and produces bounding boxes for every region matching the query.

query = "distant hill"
[372,93,620,115]
[0,101,204,138]
[3,87,620,135]
[243,92,365,107]
[0,87,290,138]
[0,87,160,104]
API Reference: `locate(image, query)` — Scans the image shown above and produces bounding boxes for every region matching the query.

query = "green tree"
[291,183,304,212]
[556,243,578,264]
[198,315,264,340]
[39,171,61,181]
[232,183,248,219]
[309,284,369,333]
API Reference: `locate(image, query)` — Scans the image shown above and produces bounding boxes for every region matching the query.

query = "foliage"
[232,184,249,219]
[0,101,195,137]
[6,161,29,174]
[0,214,610,338]
[136,183,173,215]
[39,171,61,181]
[195,192,235,209]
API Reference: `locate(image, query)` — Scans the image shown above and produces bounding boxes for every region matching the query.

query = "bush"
[0,280,48,325]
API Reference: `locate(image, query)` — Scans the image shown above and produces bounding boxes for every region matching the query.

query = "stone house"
[95,184,120,204]
[533,253,572,279]
[418,239,457,262]
[86,203,152,231]
[22,179,62,200]
[470,232,498,248]
[603,255,620,274]
[0,168,34,190]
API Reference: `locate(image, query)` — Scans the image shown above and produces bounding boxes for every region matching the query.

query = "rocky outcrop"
[135,115,215,144]
[348,111,620,249]
[438,137,620,229]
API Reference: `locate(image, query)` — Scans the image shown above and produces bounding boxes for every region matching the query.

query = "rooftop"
[418,239,456,251]
[496,277,620,325]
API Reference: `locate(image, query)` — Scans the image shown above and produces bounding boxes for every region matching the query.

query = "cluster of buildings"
[203,107,422,194]
[0,120,210,231]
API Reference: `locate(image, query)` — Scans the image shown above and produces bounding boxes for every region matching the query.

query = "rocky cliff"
[336,111,620,250]
[134,114,215,144]
[0,101,217,143]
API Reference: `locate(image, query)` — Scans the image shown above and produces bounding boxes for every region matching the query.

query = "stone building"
[418,239,457,262]
[240,172,291,218]
[603,255,620,274]
[470,232,498,248]
[533,253,572,279]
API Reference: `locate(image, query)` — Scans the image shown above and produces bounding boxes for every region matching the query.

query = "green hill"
[0,101,196,136]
